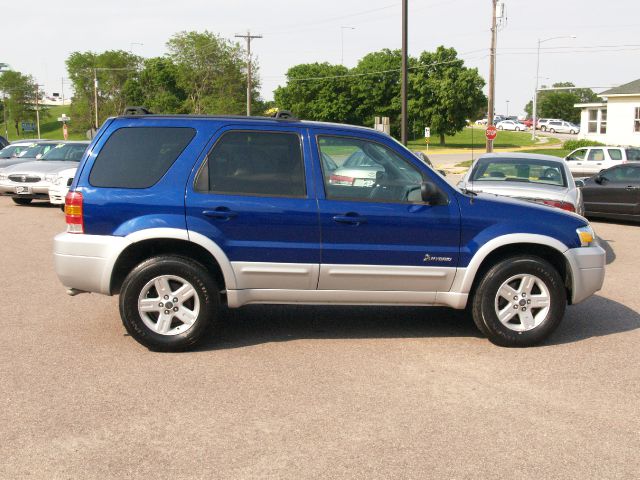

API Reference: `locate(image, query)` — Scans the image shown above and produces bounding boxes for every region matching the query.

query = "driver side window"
[566,149,587,161]
[317,135,423,203]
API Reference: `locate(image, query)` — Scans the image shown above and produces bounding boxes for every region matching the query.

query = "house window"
[635,107,640,133]
[588,109,598,133]
[600,109,607,134]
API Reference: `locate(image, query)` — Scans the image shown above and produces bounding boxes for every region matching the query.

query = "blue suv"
[54,111,605,351]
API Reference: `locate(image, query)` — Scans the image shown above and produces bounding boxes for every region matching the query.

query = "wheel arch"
[455,235,572,302]
[110,231,236,295]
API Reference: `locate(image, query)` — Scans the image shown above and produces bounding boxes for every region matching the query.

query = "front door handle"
[333,213,367,225]
[202,208,238,220]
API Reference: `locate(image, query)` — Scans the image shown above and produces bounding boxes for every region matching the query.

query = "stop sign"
[486,125,498,141]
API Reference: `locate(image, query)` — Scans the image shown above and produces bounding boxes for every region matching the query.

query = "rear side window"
[90,127,195,188]
[195,131,305,197]
[608,149,623,161]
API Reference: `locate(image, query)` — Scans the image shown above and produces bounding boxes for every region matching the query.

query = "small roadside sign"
[21,122,35,132]
[57,114,71,123]
[424,127,431,138]
[486,125,497,141]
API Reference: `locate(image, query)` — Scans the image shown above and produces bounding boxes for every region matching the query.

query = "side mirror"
[575,179,585,188]
[594,174,604,184]
[421,181,441,204]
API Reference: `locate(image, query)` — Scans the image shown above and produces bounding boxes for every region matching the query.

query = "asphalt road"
[1,196,638,479]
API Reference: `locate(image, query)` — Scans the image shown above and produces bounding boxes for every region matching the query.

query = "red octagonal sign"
[486,125,498,141]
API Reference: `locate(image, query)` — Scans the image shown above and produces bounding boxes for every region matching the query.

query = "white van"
[565,146,640,176]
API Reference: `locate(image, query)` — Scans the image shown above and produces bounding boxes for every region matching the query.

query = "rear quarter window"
[89,127,196,188]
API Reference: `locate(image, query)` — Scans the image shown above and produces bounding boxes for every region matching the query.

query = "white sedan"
[48,167,77,209]
[496,120,528,131]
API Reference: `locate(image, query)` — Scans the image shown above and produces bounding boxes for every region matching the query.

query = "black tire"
[470,256,566,347]
[541,126,547,132]
[12,197,32,205]
[119,256,220,351]
[498,126,503,130]
[549,128,556,134]
[570,130,576,135]
[59,205,65,212]
[515,127,521,131]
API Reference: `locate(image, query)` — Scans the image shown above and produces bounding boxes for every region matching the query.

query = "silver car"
[457,153,584,216]
[0,141,88,205]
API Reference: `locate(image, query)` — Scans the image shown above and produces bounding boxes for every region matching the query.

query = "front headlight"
[0,172,6,181]
[45,174,58,183]
[577,225,595,247]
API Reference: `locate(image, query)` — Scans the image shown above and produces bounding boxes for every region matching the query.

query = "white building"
[575,78,640,146]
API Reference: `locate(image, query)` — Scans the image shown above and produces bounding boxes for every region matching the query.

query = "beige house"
[575,78,640,146]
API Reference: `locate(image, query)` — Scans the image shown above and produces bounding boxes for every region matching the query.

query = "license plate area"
[15,186,32,194]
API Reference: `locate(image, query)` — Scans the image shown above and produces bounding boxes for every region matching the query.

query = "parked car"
[520,118,534,128]
[564,146,640,176]
[537,118,561,131]
[496,120,528,131]
[0,141,88,205]
[0,141,42,167]
[577,163,640,222]
[53,110,604,351]
[48,167,77,209]
[457,153,584,215]
[546,120,579,134]
[0,135,8,148]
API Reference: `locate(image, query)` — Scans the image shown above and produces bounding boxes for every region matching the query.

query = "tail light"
[329,174,355,185]
[539,199,576,212]
[64,191,84,233]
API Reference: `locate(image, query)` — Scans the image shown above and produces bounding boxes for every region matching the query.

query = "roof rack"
[122,106,153,116]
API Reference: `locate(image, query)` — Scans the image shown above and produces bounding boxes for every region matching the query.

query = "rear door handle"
[202,208,238,220]
[333,214,367,225]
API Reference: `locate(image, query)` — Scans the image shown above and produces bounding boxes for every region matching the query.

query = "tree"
[0,70,40,135]
[167,31,256,115]
[524,82,598,124]
[410,47,486,145]
[350,49,406,133]
[274,63,355,123]
[66,50,141,132]
[122,57,187,113]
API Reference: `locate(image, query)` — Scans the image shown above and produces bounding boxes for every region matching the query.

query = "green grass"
[2,105,85,141]
[408,126,560,150]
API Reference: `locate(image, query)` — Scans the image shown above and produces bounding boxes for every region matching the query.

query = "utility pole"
[401,0,408,145]
[235,31,262,116]
[486,0,498,152]
[35,83,41,139]
[3,94,8,140]
[93,68,99,129]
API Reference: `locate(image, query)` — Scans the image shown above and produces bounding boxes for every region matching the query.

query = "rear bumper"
[53,232,128,295]
[564,244,606,304]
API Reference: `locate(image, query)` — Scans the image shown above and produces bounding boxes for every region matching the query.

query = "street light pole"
[486,0,498,153]
[506,99,509,117]
[401,0,408,145]
[532,35,576,140]
[340,26,355,65]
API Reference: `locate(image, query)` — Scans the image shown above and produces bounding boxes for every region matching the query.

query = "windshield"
[0,144,34,159]
[471,158,567,187]
[19,143,59,158]
[40,143,87,161]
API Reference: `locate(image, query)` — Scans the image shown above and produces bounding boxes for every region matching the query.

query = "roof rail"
[122,106,153,116]
[272,110,297,120]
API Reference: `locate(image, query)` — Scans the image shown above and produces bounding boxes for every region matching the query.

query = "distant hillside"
[2,105,85,141]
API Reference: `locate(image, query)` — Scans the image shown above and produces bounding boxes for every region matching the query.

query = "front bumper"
[564,244,606,304]
[53,232,128,295]
[49,185,69,205]
[0,180,52,199]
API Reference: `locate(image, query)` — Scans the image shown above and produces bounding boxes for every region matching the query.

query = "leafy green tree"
[410,47,486,145]
[167,31,257,115]
[0,70,40,135]
[122,57,186,113]
[274,63,355,123]
[524,82,598,124]
[66,50,141,131]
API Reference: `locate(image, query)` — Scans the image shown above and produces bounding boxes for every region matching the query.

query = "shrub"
[563,139,604,150]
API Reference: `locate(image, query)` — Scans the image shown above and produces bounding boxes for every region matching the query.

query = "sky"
[2,0,639,117]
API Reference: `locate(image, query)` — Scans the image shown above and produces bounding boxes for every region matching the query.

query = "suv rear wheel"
[119,256,220,351]
[471,256,566,347]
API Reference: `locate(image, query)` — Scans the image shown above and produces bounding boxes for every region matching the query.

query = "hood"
[0,157,43,169]
[2,160,80,175]
[461,180,568,202]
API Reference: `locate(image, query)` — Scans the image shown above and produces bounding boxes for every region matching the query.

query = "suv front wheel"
[119,256,220,351]
[471,256,566,347]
